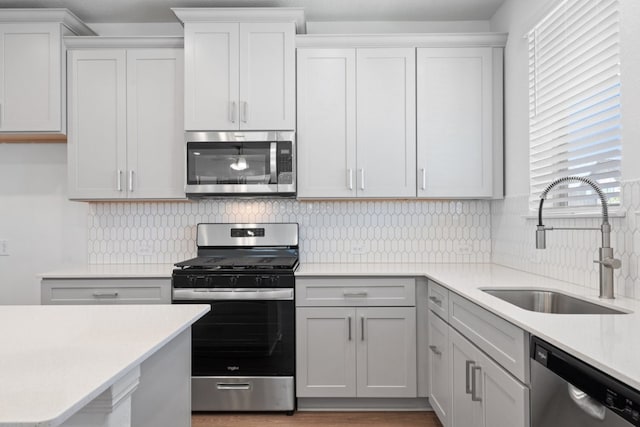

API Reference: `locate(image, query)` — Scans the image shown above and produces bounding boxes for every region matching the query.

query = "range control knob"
[229,276,238,286]
[270,276,279,286]
[255,276,263,286]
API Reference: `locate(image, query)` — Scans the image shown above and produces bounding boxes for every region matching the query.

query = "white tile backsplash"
[491,180,640,299]
[87,199,491,264]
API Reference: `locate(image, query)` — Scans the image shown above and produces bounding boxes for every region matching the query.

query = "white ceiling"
[0,0,507,23]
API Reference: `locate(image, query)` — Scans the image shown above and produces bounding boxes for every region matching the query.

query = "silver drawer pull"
[344,292,368,298]
[93,291,118,298]
[216,383,251,390]
[429,345,442,356]
[465,360,475,394]
[471,366,482,402]
[429,296,442,306]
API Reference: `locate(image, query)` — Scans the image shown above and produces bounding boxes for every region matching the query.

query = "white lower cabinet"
[428,310,451,424]
[427,280,529,427]
[41,278,171,305]
[450,328,529,427]
[295,276,418,402]
[296,306,416,398]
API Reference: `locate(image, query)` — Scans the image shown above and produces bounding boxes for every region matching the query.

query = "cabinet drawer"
[449,292,529,383]
[427,280,449,319]
[41,279,171,305]
[296,277,415,307]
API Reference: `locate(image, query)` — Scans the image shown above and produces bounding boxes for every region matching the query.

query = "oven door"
[172,288,295,377]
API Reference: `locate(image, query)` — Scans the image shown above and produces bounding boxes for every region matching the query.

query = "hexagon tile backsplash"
[88,199,491,264]
[492,179,640,299]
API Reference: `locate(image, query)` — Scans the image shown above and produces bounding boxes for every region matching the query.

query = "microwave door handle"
[270,142,277,184]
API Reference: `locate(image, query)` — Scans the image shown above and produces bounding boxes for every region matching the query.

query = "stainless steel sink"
[481,288,629,315]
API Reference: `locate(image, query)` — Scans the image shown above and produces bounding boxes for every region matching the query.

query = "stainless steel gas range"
[172,223,298,413]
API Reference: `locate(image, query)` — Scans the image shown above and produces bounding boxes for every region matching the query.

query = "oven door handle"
[173,288,294,301]
[216,382,252,390]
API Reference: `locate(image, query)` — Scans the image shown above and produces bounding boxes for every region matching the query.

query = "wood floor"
[192,411,443,427]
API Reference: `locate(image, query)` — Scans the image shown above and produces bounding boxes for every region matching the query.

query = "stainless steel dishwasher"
[531,336,640,426]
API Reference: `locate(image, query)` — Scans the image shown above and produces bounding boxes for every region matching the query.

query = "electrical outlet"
[456,243,473,255]
[0,240,8,256]
[136,242,153,257]
[350,244,367,255]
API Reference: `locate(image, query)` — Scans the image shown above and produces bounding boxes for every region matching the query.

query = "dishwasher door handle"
[568,384,606,421]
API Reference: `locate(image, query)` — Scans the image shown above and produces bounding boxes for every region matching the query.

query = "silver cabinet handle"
[230,101,237,123]
[348,316,352,341]
[465,360,475,394]
[344,291,368,298]
[471,365,482,402]
[242,101,248,123]
[129,170,134,192]
[429,345,442,356]
[429,296,442,306]
[347,169,353,190]
[361,316,365,341]
[93,291,119,298]
[420,168,426,190]
[360,169,365,191]
[216,383,251,390]
[117,170,123,192]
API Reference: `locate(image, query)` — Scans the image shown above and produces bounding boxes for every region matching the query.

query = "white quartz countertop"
[0,304,209,427]
[39,264,175,279]
[298,262,640,391]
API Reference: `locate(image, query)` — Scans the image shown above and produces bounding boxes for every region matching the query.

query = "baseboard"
[296,397,432,411]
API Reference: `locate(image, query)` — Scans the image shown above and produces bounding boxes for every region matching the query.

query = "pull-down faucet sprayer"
[536,176,621,299]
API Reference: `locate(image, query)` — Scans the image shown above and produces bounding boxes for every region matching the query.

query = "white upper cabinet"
[182,17,296,131]
[296,34,505,200]
[184,22,239,131]
[356,48,416,198]
[67,39,185,200]
[417,47,502,198]
[126,49,185,199]
[297,48,357,198]
[296,47,416,198]
[0,10,93,135]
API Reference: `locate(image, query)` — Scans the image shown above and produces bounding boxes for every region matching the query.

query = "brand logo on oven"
[227,366,240,371]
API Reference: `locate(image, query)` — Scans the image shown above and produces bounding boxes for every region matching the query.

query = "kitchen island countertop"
[0,304,209,427]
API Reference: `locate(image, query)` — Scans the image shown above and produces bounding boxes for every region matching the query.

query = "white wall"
[0,143,88,304]
[490,0,640,298]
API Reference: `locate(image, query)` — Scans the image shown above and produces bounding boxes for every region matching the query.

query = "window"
[528,0,621,212]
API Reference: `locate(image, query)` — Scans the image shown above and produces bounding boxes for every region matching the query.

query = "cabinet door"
[239,22,295,130]
[67,49,127,199]
[126,49,185,199]
[296,48,357,198]
[476,346,530,427]
[428,310,451,427]
[296,307,357,397]
[0,23,61,132]
[356,307,417,398]
[356,48,416,198]
[416,48,493,198]
[184,22,239,131]
[450,328,482,427]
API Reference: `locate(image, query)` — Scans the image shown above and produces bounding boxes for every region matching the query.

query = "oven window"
[187,142,273,185]
[175,299,295,377]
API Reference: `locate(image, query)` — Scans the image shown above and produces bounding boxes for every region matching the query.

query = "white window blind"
[528,0,621,211]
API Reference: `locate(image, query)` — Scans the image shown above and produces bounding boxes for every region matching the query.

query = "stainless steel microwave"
[185,131,296,198]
